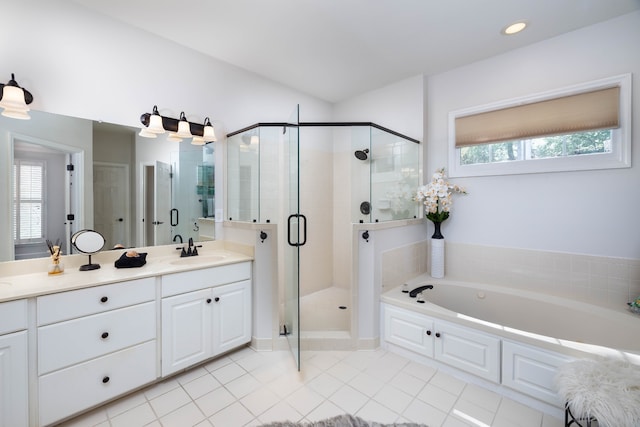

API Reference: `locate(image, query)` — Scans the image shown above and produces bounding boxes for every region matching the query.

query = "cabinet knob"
[102,376,110,384]
[206,298,212,304]
[101,332,109,339]
[100,296,108,303]
[214,297,220,302]
[426,330,431,336]
[435,332,441,338]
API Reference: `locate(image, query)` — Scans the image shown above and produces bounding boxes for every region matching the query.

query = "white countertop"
[0,240,253,303]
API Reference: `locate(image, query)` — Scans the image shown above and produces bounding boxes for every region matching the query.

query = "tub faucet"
[409,284,434,298]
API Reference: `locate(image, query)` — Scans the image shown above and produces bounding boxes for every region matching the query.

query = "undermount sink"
[169,255,227,266]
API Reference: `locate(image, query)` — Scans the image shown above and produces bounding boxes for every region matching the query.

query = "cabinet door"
[212,280,252,356]
[0,331,28,427]
[383,304,434,357]
[434,320,501,382]
[162,289,213,376]
[502,340,572,406]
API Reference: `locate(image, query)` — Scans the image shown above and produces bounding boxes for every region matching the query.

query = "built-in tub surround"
[384,275,640,357]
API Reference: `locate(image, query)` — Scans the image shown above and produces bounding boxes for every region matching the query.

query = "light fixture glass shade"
[176,112,192,138]
[203,117,217,142]
[147,113,165,134]
[1,107,30,120]
[0,85,30,111]
[167,133,183,142]
[191,135,205,146]
[139,127,157,138]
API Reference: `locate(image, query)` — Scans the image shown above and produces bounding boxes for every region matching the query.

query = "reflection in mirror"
[0,111,215,262]
[71,229,105,271]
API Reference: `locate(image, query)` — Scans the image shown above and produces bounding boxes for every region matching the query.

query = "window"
[448,74,631,177]
[13,159,45,243]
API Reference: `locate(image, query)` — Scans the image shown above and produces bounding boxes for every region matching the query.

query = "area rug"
[259,414,427,427]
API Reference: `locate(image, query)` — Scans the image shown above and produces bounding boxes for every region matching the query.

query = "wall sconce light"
[175,112,192,139]
[0,73,33,120]
[139,106,217,144]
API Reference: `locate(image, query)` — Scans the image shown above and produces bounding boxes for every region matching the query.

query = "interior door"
[93,162,129,249]
[154,161,172,246]
[284,105,302,370]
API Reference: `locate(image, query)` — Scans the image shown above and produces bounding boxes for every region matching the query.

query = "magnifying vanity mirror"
[71,229,105,271]
[0,110,216,262]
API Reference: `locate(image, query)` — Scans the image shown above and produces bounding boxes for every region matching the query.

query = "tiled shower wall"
[382,241,640,309]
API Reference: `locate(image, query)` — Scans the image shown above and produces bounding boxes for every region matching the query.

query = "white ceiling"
[72,0,640,103]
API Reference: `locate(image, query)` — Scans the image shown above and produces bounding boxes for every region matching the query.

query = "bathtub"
[380,274,640,410]
[382,274,640,355]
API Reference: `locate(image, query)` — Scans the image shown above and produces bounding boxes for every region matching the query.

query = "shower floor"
[299,286,350,332]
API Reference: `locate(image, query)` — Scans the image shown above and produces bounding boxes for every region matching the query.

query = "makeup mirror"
[72,229,105,271]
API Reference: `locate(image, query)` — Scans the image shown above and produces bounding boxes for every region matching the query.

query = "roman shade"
[455,86,620,147]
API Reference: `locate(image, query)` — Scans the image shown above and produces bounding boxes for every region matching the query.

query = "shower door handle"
[170,208,179,226]
[287,214,307,247]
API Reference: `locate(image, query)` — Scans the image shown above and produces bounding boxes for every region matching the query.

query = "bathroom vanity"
[0,242,253,427]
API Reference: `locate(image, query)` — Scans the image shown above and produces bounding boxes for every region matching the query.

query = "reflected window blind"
[455,86,620,147]
[13,160,45,241]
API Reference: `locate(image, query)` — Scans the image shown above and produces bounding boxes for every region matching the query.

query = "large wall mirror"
[0,110,215,262]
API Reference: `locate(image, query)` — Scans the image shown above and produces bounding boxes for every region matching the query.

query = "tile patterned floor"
[59,347,564,427]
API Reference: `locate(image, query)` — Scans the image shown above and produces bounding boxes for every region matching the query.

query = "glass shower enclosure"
[226,120,420,366]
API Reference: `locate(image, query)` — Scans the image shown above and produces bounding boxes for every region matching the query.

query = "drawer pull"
[214,297,220,302]
[102,376,110,384]
[435,332,441,338]
[100,296,108,303]
[101,332,109,339]
[206,298,212,304]
[426,330,432,336]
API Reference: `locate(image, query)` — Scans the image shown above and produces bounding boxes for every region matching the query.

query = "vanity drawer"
[162,261,251,297]
[38,340,156,426]
[0,299,28,335]
[37,277,155,325]
[38,301,156,375]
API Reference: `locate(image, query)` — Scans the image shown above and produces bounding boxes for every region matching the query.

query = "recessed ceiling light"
[502,21,528,35]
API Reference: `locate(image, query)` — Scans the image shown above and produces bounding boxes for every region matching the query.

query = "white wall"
[1,0,332,136]
[426,11,640,259]
[333,75,424,142]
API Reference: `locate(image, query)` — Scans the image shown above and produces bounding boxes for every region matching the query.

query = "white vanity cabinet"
[0,299,29,427]
[383,304,500,382]
[161,262,252,376]
[36,277,157,426]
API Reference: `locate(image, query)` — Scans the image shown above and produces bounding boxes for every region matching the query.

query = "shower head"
[354,148,369,160]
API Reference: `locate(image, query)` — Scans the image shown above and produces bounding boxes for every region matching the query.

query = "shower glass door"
[284,105,302,370]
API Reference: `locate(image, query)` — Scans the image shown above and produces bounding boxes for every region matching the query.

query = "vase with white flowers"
[415,168,467,278]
